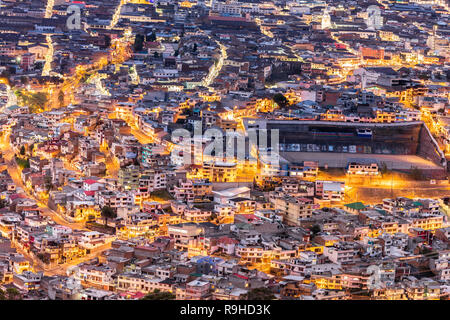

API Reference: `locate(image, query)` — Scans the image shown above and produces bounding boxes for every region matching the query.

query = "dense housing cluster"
[0,0,449,300]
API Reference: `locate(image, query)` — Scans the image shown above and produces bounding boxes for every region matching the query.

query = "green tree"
[141,289,175,300]
[311,224,321,235]
[147,32,156,42]
[44,175,53,193]
[33,61,43,70]
[420,247,431,254]
[15,90,24,102]
[15,156,30,169]
[0,70,11,84]
[30,92,48,111]
[245,287,275,300]
[80,74,89,83]
[104,35,111,48]
[58,90,64,107]
[6,287,21,300]
[208,212,218,222]
[272,93,288,108]
[101,205,116,226]
[20,76,29,85]
[133,34,145,52]
[16,91,48,113]
[37,253,50,264]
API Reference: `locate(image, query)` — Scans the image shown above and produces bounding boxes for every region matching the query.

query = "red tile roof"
[233,273,248,280]
[10,194,27,201]
[84,179,99,185]
[218,236,238,245]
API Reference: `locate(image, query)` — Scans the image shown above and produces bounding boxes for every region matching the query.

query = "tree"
[141,289,175,300]
[81,74,89,83]
[20,145,26,156]
[37,253,49,264]
[0,70,10,84]
[58,90,64,107]
[147,32,156,42]
[20,76,29,85]
[311,224,321,235]
[16,91,48,113]
[0,70,10,78]
[101,206,116,226]
[418,246,433,255]
[6,287,21,300]
[418,72,430,81]
[245,287,275,300]
[33,61,43,70]
[272,93,288,108]
[44,175,53,193]
[30,92,48,111]
[133,34,145,52]
[253,178,258,189]
[15,156,30,169]
[104,35,111,48]
[208,212,217,222]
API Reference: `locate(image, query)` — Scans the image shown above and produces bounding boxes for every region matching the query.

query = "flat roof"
[212,187,250,198]
[244,118,424,128]
[281,152,443,170]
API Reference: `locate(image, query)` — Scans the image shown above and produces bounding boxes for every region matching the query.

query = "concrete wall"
[212,181,253,191]
[417,124,447,169]
[272,121,422,156]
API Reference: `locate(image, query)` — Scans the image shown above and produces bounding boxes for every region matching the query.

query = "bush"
[311,224,321,235]
[15,156,30,169]
[150,189,174,201]
[141,289,175,300]
[86,221,116,234]
[272,93,288,108]
[37,253,50,264]
[245,287,275,300]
